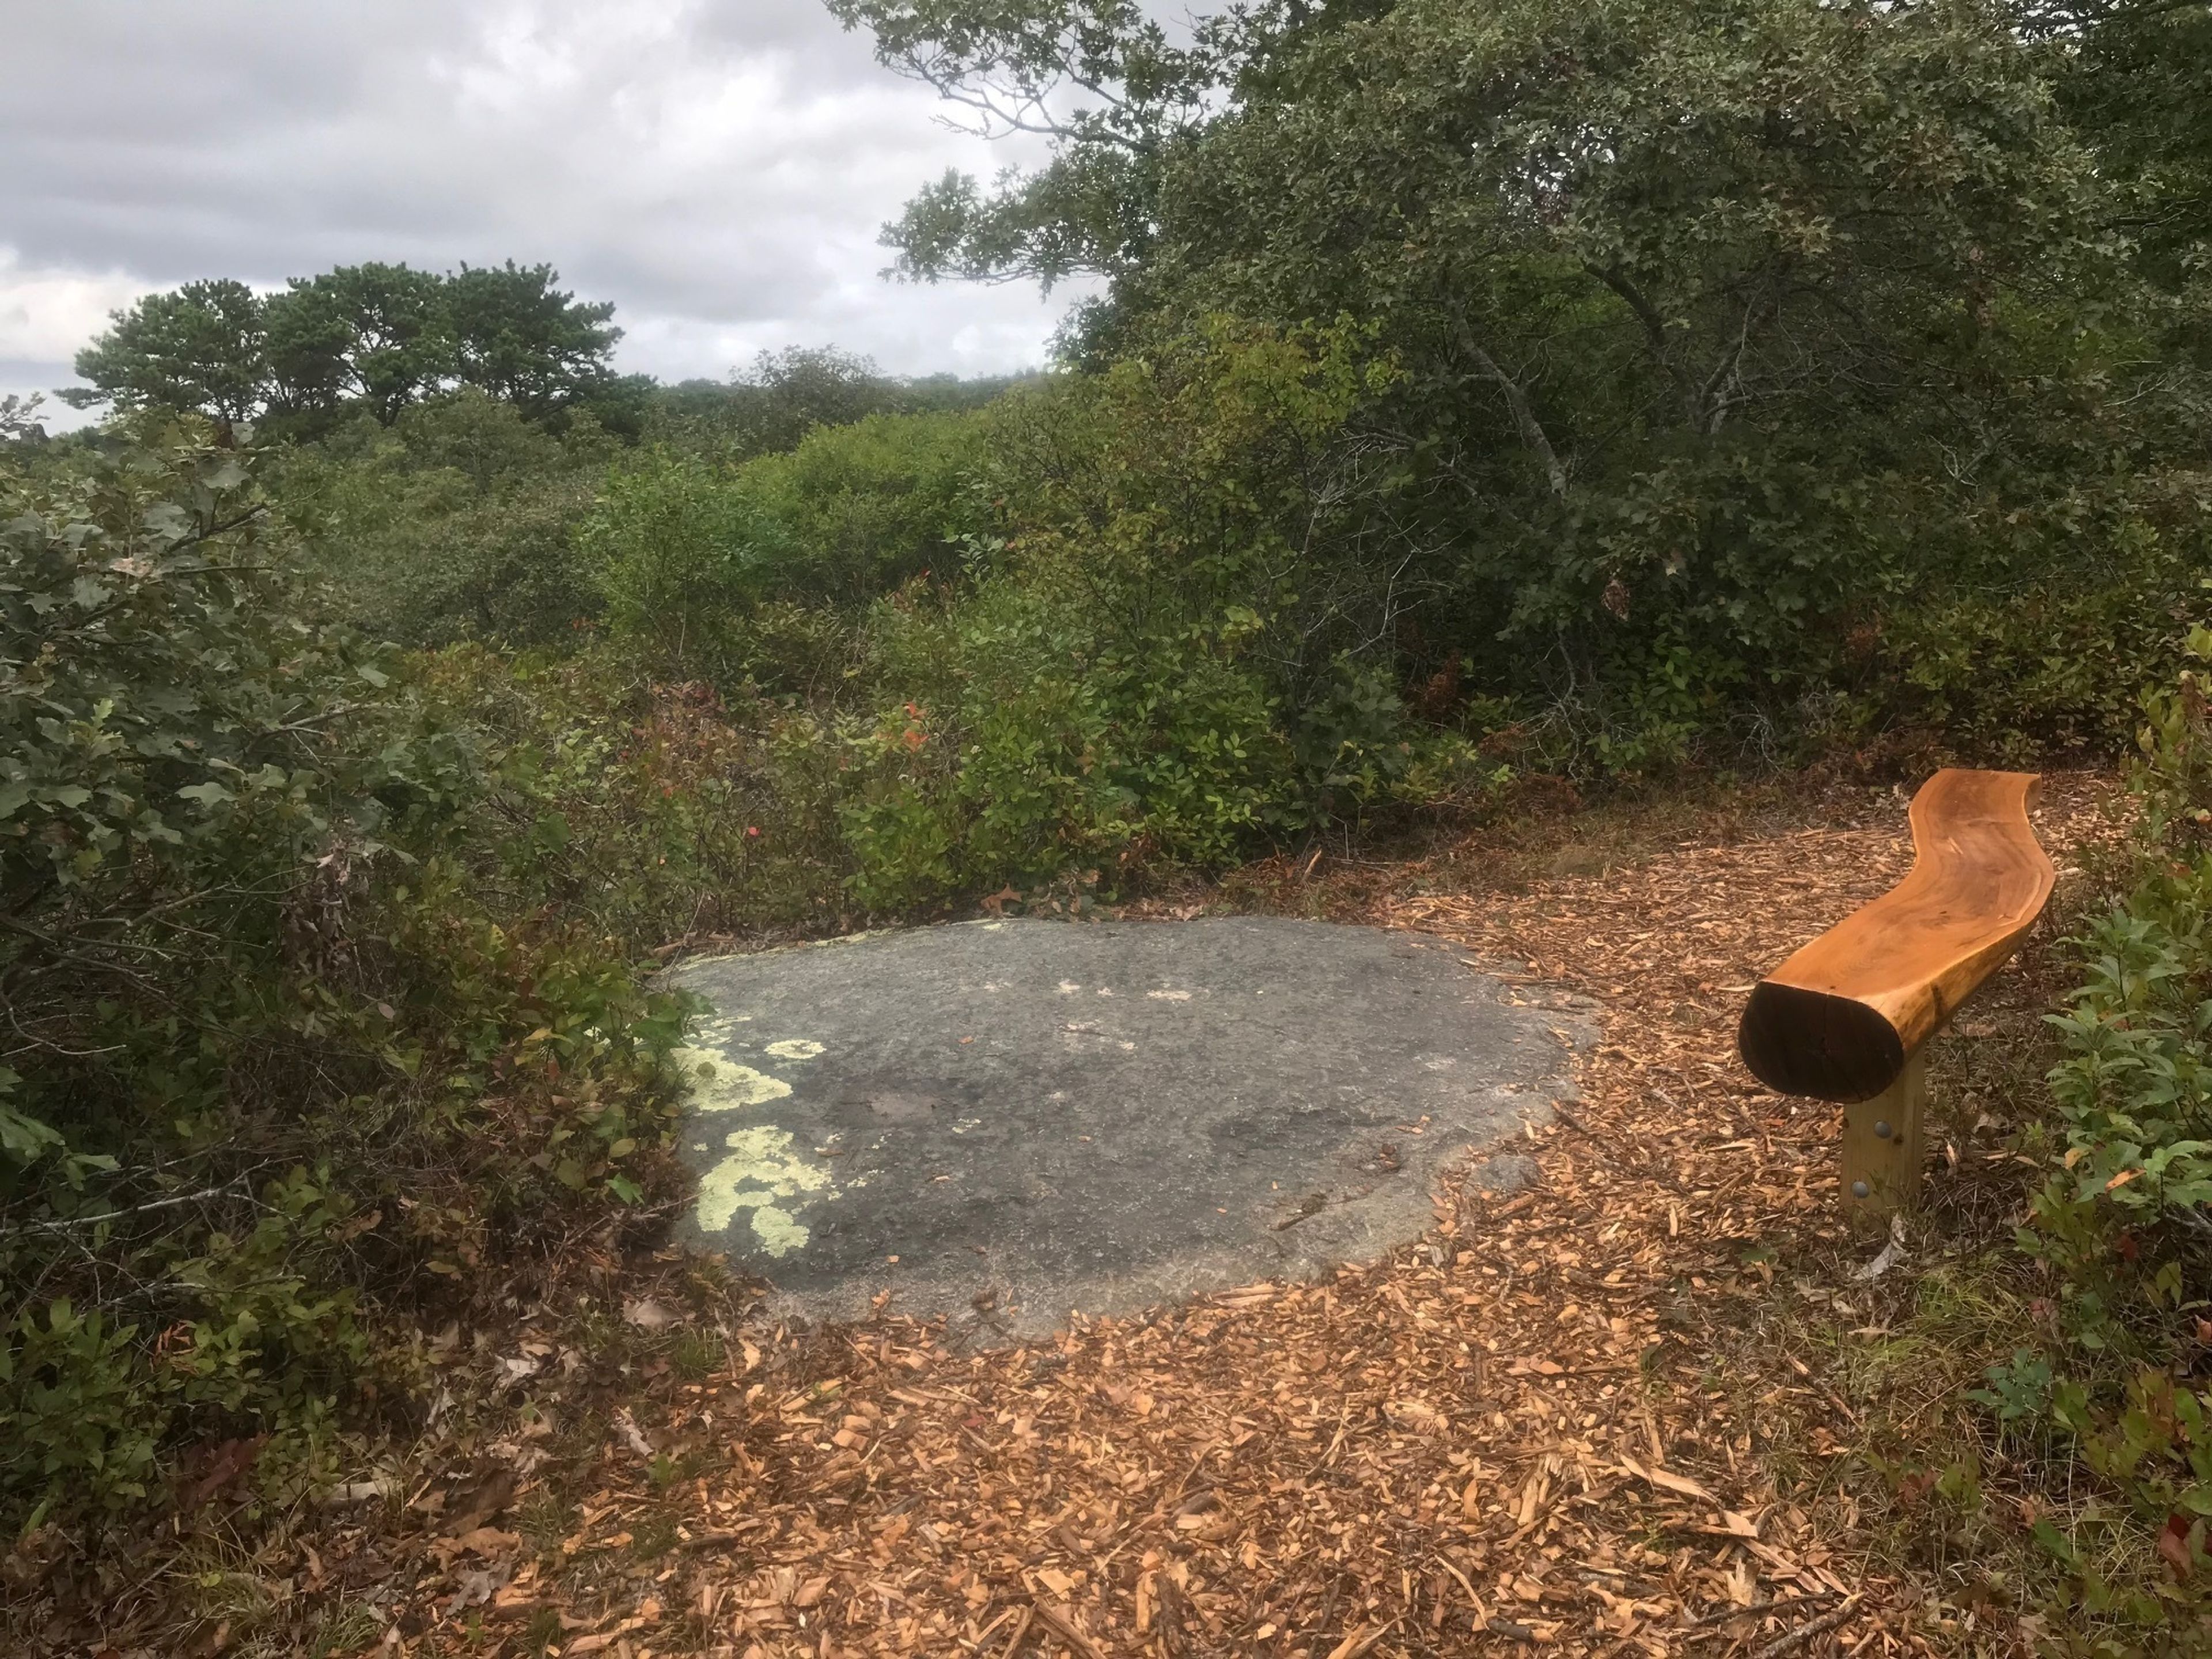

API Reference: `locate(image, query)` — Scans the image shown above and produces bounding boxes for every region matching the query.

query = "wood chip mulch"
[389,775,2122,1659]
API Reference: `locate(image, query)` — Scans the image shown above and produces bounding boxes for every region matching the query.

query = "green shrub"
[537,321,1465,916]
[739,409,992,605]
[576,410,992,688]
[277,389,612,647]
[642,346,1018,462]
[1972,629,2212,1620]
[0,419,690,1528]
[821,320,1454,905]
[412,643,853,941]
[579,448,780,679]
[1878,469,2212,762]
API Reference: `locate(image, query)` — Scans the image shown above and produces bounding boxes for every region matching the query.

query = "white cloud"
[0,0,1097,425]
[0,253,146,365]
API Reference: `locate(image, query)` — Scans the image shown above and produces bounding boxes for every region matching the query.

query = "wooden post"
[1839,1048,1926,1218]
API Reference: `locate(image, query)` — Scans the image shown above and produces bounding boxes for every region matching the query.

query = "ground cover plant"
[1962,635,2212,1624]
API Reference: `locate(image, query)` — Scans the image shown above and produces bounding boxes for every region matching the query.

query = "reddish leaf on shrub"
[2160,1512,2202,1578]
[180,1435,266,1512]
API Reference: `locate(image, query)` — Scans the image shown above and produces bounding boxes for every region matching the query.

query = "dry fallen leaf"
[1621,1450,1716,1501]
[441,1468,517,1537]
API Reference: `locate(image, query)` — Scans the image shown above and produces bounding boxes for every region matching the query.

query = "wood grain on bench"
[1737,770,2054,1103]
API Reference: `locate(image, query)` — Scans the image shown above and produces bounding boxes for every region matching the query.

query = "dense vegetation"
[4,0,2210,1633]
[841,0,2212,764]
[0,404,696,1521]
[1978,643,2212,1620]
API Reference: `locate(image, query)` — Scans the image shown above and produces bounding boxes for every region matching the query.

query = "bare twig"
[1683,1591,1836,1628]
[0,1176,257,1238]
[1750,1594,1862,1659]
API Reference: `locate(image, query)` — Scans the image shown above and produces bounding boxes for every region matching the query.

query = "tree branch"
[1695,291,1771,434]
[0,1177,261,1239]
[1584,262,1705,425]
[1456,324,1568,497]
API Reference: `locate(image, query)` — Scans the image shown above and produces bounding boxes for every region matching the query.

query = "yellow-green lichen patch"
[677,1046,791,1111]
[764,1039,825,1062]
[749,1206,812,1255]
[695,1126,835,1255]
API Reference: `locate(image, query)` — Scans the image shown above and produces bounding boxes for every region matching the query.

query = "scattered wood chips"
[381,775,2120,1659]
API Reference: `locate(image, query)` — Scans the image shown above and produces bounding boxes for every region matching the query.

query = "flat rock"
[666,916,1594,1340]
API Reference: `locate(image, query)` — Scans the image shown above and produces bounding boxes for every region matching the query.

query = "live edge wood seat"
[1736,770,2055,1214]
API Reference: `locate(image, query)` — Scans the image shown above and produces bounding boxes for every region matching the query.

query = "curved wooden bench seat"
[1738,770,2054,1103]
[1738,769,2054,1216]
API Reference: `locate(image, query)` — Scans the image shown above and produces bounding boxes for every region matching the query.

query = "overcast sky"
[0,1,1099,425]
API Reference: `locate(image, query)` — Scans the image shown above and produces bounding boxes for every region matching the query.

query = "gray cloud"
[0,0,1094,422]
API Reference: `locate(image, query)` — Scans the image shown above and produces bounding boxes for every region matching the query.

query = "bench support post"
[1839,1049,1926,1218]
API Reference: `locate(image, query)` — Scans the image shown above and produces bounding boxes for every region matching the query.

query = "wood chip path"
[389,777,2120,1659]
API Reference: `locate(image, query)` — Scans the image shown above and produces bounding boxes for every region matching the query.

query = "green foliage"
[266,262,455,426]
[60,280,270,424]
[1,429,406,937]
[444,262,637,424]
[278,389,616,648]
[827,0,1215,287]
[2031,0,2212,294]
[579,408,994,683]
[647,346,1021,461]
[1971,631,2212,1615]
[1881,479,2212,762]
[67,262,637,436]
[740,409,992,605]
[1147,0,2160,749]
[846,0,2212,768]
[581,449,794,681]
[434,323,1494,923]
[825,319,1495,904]
[0,395,44,448]
[2040,634,2212,1247]
[0,422,690,1527]
[414,645,852,944]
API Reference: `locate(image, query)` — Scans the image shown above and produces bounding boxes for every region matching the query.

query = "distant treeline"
[59,263,1025,445]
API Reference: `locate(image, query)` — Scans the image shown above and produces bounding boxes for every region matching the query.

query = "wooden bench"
[1736,770,2055,1214]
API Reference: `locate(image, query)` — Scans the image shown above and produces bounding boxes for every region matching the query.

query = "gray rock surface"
[666,916,1594,1340]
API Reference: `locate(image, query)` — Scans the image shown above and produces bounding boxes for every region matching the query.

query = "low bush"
[578,408,992,687]
[1968,630,2212,1623]
[0,418,690,1530]
[275,388,615,647]
[411,645,853,943]
[532,322,1507,918]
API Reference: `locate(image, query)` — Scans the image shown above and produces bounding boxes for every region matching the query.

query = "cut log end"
[1737,980,1905,1104]
[1736,769,2052,1107]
